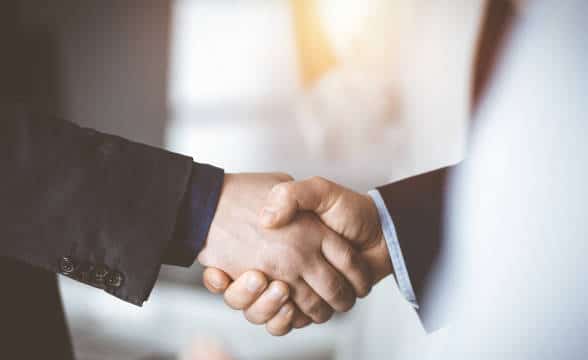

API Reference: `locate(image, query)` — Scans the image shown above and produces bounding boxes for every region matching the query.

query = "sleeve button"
[90,265,110,286]
[77,262,94,282]
[105,271,124,289]
[99,141,117,157]
[59,257,76,276]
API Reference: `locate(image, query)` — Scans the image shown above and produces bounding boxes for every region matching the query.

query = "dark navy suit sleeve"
[2,104,196,306]
[163,162,224,267]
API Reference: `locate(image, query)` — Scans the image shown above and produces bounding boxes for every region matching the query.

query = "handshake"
[197,173,394,336]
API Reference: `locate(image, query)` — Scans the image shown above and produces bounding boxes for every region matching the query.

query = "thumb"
[259,177,338,228]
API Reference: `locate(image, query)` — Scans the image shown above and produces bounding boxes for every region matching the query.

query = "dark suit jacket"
[1,103,194,358]
[377,0,515,331]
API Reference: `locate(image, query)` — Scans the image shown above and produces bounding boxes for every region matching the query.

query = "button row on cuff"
[59,256,124,291]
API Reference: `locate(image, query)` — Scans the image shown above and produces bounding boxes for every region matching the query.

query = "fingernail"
[269,285,286,301]
[280,305,293,316]
[208,277,223,289]
[246,274,262,293]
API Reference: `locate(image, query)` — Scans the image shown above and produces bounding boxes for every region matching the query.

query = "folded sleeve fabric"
[1,103,209,306]
[163,162,224,267]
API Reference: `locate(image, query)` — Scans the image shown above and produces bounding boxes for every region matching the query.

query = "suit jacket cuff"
[163,162,224,267]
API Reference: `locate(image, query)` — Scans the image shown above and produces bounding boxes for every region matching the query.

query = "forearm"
[1,104,194,305]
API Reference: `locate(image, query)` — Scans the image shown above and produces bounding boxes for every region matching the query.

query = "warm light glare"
[168,0,298,107]
[317,0,371,56]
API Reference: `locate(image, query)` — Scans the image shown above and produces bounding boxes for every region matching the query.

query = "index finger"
[203,267,233,294]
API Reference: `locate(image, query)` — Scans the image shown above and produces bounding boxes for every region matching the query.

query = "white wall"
[13,0,173,147]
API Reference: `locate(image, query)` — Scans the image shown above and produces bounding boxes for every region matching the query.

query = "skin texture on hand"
[261,177,392,282]
[203,268,309,336]
[202,176,394,336]
[197,173,373,328]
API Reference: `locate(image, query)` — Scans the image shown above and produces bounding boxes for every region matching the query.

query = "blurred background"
[3,0,484,358]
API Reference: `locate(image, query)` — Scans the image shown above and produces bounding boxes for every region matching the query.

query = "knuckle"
[323,277,355,312]
[310,176,330,190]
[341,246,360,269]
[259,258,281,278]
[282,271,299,284]
[357,272,374,298]
[324,277,346,302]
[304,298,329,323]
[263,257,298,282]
[339,296,356,313]
[312,306,334,324]
[303,296,323,314]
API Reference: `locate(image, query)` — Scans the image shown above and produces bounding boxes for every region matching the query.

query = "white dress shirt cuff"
[368,189,419,309]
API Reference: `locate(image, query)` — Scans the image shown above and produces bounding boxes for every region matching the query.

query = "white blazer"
[439,1,588,358]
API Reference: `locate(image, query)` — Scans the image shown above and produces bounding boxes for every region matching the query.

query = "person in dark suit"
[202,0,517,334]
[2,105,383,357]
[1,8,379,360]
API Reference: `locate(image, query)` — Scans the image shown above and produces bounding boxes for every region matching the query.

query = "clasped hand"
[196,173,393,335]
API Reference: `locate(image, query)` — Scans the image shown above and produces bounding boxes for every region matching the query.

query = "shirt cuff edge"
[368,189,419,309]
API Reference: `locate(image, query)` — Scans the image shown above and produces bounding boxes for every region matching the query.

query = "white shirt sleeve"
[368,189,419,309]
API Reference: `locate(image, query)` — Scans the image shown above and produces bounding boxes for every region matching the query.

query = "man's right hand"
[202,176,395,335]
[197,173,374,328]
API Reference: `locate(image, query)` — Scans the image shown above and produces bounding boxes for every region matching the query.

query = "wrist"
[368,218,394,283]
[197,172,293,269]
[197,173,230,267]
[165,163,224,267]
[362,195,393,283]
